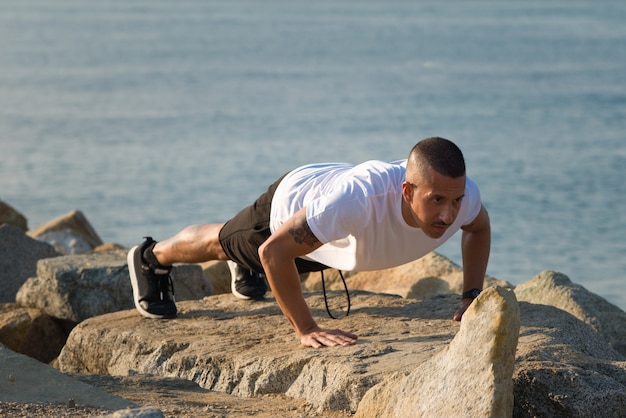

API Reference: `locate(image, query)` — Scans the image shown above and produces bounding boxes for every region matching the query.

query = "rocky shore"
[1,201,626,417]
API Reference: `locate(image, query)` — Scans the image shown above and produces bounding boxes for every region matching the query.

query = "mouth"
[432,222,450,231]
[430,223,450,235]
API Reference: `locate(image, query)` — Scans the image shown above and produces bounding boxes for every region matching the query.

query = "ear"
[401,181,413,202]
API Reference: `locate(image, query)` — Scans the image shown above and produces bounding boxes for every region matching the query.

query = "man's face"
[402,167,466,239]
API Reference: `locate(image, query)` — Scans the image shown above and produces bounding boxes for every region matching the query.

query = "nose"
[440,203,457,225]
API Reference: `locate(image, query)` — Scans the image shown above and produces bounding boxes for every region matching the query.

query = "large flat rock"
[58,291,458,412]
[57,288,626,416]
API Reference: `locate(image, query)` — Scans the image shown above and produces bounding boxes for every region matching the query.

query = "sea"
[1,1,625,309]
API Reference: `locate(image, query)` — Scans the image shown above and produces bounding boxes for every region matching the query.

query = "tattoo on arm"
[288,214,320,247]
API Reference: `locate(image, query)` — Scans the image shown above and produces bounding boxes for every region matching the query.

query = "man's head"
[402,137,467,238]
[406,137,466,181]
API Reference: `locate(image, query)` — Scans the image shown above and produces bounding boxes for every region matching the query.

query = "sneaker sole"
[127,245,170,319]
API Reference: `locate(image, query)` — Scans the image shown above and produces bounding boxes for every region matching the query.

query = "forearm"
[461,225,490,292]
[259,225,317,337]
[257,207,357,347]
[264,260,317,337]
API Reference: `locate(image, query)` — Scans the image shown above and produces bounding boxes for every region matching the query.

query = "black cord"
[321,270,351,319]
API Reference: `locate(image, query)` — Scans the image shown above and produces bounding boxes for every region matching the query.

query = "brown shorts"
[218,173,328,274]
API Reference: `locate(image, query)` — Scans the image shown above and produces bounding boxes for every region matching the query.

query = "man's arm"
[258,207,358,348]
[453,204,491,321]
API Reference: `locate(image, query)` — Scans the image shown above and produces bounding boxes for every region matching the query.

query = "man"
[128,137,491,348]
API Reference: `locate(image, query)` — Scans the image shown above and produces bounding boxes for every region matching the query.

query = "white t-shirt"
[270,160,482,271]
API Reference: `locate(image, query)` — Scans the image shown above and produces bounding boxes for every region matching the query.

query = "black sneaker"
[227,260,268,300]
[127,237,177,319]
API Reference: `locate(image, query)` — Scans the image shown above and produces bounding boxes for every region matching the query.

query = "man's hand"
[453,298,474,321]
[300,327,358,348]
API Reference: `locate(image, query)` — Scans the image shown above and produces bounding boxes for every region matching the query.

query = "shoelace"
[320,270,350,319]
[158,274,175,301]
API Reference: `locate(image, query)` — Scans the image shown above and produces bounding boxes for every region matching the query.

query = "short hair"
[408,137,466,179]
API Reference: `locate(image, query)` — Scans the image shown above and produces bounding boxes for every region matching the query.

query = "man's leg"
[127,223,227,320]
[151,223,228,266]
[129,171,290,318]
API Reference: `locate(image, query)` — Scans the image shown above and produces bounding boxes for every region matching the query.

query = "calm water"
[1,1,625,309]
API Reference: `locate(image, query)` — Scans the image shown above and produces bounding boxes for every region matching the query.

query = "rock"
[56,291,461,411]
[513,302,626,417]
[515,270,626,357]
[0,343,136,410]
[101,407,164,418]
[55,282,626,416]
[27,209,103,254]
[0,200,28,230]
[0,224,59,303]
[199,260,232,295]
[355,287,520,418]
[303,252,513,298]
[16,250,211,323]
[0,303,67,364]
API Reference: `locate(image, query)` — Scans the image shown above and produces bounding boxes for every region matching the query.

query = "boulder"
[0,200,28,230]
[16,250,211,323]
[0,343,136,410]
[0,303,67,364]
[515,270,626,357]
[100,407,164,418]
[55,279,626,416]
[303,252,513,298]
[56,291,464,411]
[27,209,103,254]
[199,260,232,295]
[355,287,520,418]
[0,224,59,303]
[513,302,626,417]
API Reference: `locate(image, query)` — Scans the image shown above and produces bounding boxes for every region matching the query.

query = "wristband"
[462,288,481,300]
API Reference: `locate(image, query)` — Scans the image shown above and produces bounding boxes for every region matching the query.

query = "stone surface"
[200,260,232,295]
[0,224,59,303]
[513,301,626,418]
[16,250,212,323]
[57,291,460,412]
[356,287,520,418]
[0,343,136,410]
[27,209,103,254]
[55,280,626,416]
[515,270,626,357]
[0,200,28,230]
[0,303,67,363]
[100,407,165,418]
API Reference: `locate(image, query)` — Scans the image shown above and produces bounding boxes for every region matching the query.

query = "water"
[1,1,625,309]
